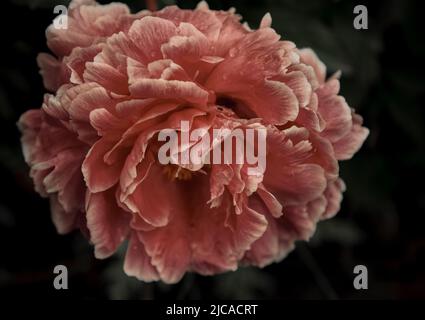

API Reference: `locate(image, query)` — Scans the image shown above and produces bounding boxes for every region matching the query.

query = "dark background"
[0,0,424,299]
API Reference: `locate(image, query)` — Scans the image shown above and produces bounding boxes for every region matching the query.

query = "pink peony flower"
[18,0,369,283]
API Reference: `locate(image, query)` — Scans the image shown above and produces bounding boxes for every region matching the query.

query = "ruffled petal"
[85,188,130,259]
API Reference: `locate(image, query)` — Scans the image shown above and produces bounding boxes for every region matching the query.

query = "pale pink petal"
[322,178,346,219]
[260,13,272,29]
[206,28,300,124]
[67,44,103,84]
[243,195,280,267]
[257,184,283,218]
[333,113,369,160]
[50,194,80,234]
[263,128,327,205]
[124,232,159,281]
[155,5,222,41]
[128,16,177,63]
[83,61,129,94]
[37,53,70,92]
[129,78,209,105]
[299,48,326,84]
[68,84,114,122]
[122,163,177,227]
[82,137,126,193]
[85,188,130,259]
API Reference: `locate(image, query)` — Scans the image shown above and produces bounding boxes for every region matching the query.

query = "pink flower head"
[18,0,369,283]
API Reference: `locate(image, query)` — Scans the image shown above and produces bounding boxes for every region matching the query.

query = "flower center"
[163,165,193,181]
[215,95,256,119]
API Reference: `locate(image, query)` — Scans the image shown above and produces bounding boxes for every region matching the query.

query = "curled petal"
[86,188,130,259]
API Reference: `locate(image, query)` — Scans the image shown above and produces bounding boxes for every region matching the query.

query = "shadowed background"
[0,0,424,299]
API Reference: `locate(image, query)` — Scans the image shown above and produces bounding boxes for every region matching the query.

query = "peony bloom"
[18,0,368,283]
